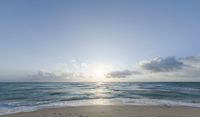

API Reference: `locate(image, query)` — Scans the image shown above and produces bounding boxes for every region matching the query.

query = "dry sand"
[1,105,200,117]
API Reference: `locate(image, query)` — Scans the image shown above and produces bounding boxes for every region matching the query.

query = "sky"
[0,0,200,82]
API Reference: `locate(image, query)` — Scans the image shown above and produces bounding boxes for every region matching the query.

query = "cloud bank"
[138,57,185,72]
[28,70,88,82]
[106,56,200,81]
[25,56,200,82]
[28,71,74,82]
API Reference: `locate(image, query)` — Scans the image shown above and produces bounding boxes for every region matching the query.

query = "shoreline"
[1,105,200,117]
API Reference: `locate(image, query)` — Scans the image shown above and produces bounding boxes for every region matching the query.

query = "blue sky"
[0,0,200,81]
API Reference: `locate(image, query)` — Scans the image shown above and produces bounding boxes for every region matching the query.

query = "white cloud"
[81,62,87,67]
[28,70,86,82]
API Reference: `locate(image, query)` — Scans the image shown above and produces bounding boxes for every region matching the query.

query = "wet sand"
[1,105,200,117]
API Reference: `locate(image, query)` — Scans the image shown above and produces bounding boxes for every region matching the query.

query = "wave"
[1,98,200,115]
[0,82,200,115]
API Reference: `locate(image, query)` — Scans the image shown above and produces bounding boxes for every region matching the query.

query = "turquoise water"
[0,82,200,115]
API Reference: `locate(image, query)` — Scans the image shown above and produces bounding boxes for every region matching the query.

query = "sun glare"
[90,63,111,82]
[94,67,106,78]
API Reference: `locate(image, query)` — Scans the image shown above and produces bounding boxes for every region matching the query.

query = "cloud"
[138,57,185,72]
[81,62,87,67]
[71,60,88,69]
[27,56,200,81]
[180,56,200,68]
[105,56,200,81]
[106,70,140,78]
[181,56,200,62]
[28,70,85,82]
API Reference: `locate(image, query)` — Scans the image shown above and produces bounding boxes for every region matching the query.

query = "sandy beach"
[1,105,200,117]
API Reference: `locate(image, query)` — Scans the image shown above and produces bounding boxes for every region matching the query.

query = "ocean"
[0,82,200,115]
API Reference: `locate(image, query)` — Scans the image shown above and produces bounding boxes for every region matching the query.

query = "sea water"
[0,82,200,115]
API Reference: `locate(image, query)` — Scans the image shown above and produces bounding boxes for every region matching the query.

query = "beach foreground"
[1,106,200,117]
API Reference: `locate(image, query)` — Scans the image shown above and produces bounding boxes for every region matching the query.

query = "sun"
[94,66,107,78]
[90,62,112,82]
